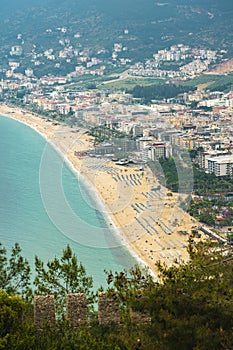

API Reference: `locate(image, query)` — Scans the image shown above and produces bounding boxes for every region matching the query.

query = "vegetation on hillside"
[181,73,233,93]
[149,156,233,228]
[1,0,233,76]
[128,84,196,103]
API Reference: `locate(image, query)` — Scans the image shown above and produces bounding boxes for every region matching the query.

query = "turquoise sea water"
[0,115,135,289]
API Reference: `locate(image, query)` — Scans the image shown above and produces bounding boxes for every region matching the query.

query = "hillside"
[0,0,233,76]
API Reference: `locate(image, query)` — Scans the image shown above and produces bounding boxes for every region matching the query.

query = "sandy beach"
[0,103,203,275]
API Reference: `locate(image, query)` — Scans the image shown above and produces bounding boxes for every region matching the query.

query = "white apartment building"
[142,142,172,162]
[207,155,233,177]
[199,151,229,170]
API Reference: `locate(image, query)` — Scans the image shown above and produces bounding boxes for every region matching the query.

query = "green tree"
[198,212,215,226]
[131,241,233,349]
[1,241,233,349]
[129,83,195,102]
[0,290,34,349]
[105,265,155,325]
[34,245,94,316]
[105,265,154,303]
[0,243,31,300]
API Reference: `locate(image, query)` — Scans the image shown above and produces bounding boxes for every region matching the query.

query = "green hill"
[0,0,232,76]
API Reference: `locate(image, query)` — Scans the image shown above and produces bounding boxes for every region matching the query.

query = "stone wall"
[130,309,151,324]
[66,293,88,327]
[34,295,56,331]
[34,293,150,329]
[98,292,120,325]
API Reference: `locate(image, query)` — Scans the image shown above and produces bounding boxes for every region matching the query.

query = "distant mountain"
[0,0,232,76]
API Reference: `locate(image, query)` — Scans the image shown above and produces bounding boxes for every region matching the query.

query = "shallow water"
[0,115,135,289]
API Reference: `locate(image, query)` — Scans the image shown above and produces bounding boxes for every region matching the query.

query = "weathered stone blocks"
[98,292,120,325]
[34,295,56,331]
[66,293,88,327]
[130,309,151,324]
[34,293,151,329]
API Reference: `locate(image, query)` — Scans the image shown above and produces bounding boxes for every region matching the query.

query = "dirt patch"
[197,81,215,90]
[207,58,233,75]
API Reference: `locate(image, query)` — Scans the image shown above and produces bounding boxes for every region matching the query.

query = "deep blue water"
[0,115,135,289]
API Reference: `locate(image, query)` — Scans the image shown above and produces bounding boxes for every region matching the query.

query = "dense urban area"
[1,39,233,237]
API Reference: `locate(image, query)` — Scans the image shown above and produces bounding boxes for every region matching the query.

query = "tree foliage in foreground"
[104,241,233,349]
[0,291,34,350]
[34,245,94,316]
[0,241,233,349]
[0,243,31,300]
[129,241,233,350]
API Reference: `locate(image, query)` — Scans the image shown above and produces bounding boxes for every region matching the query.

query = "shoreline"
[0,104,153,274]
[53,142,151,273]
[0,103,202,275]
